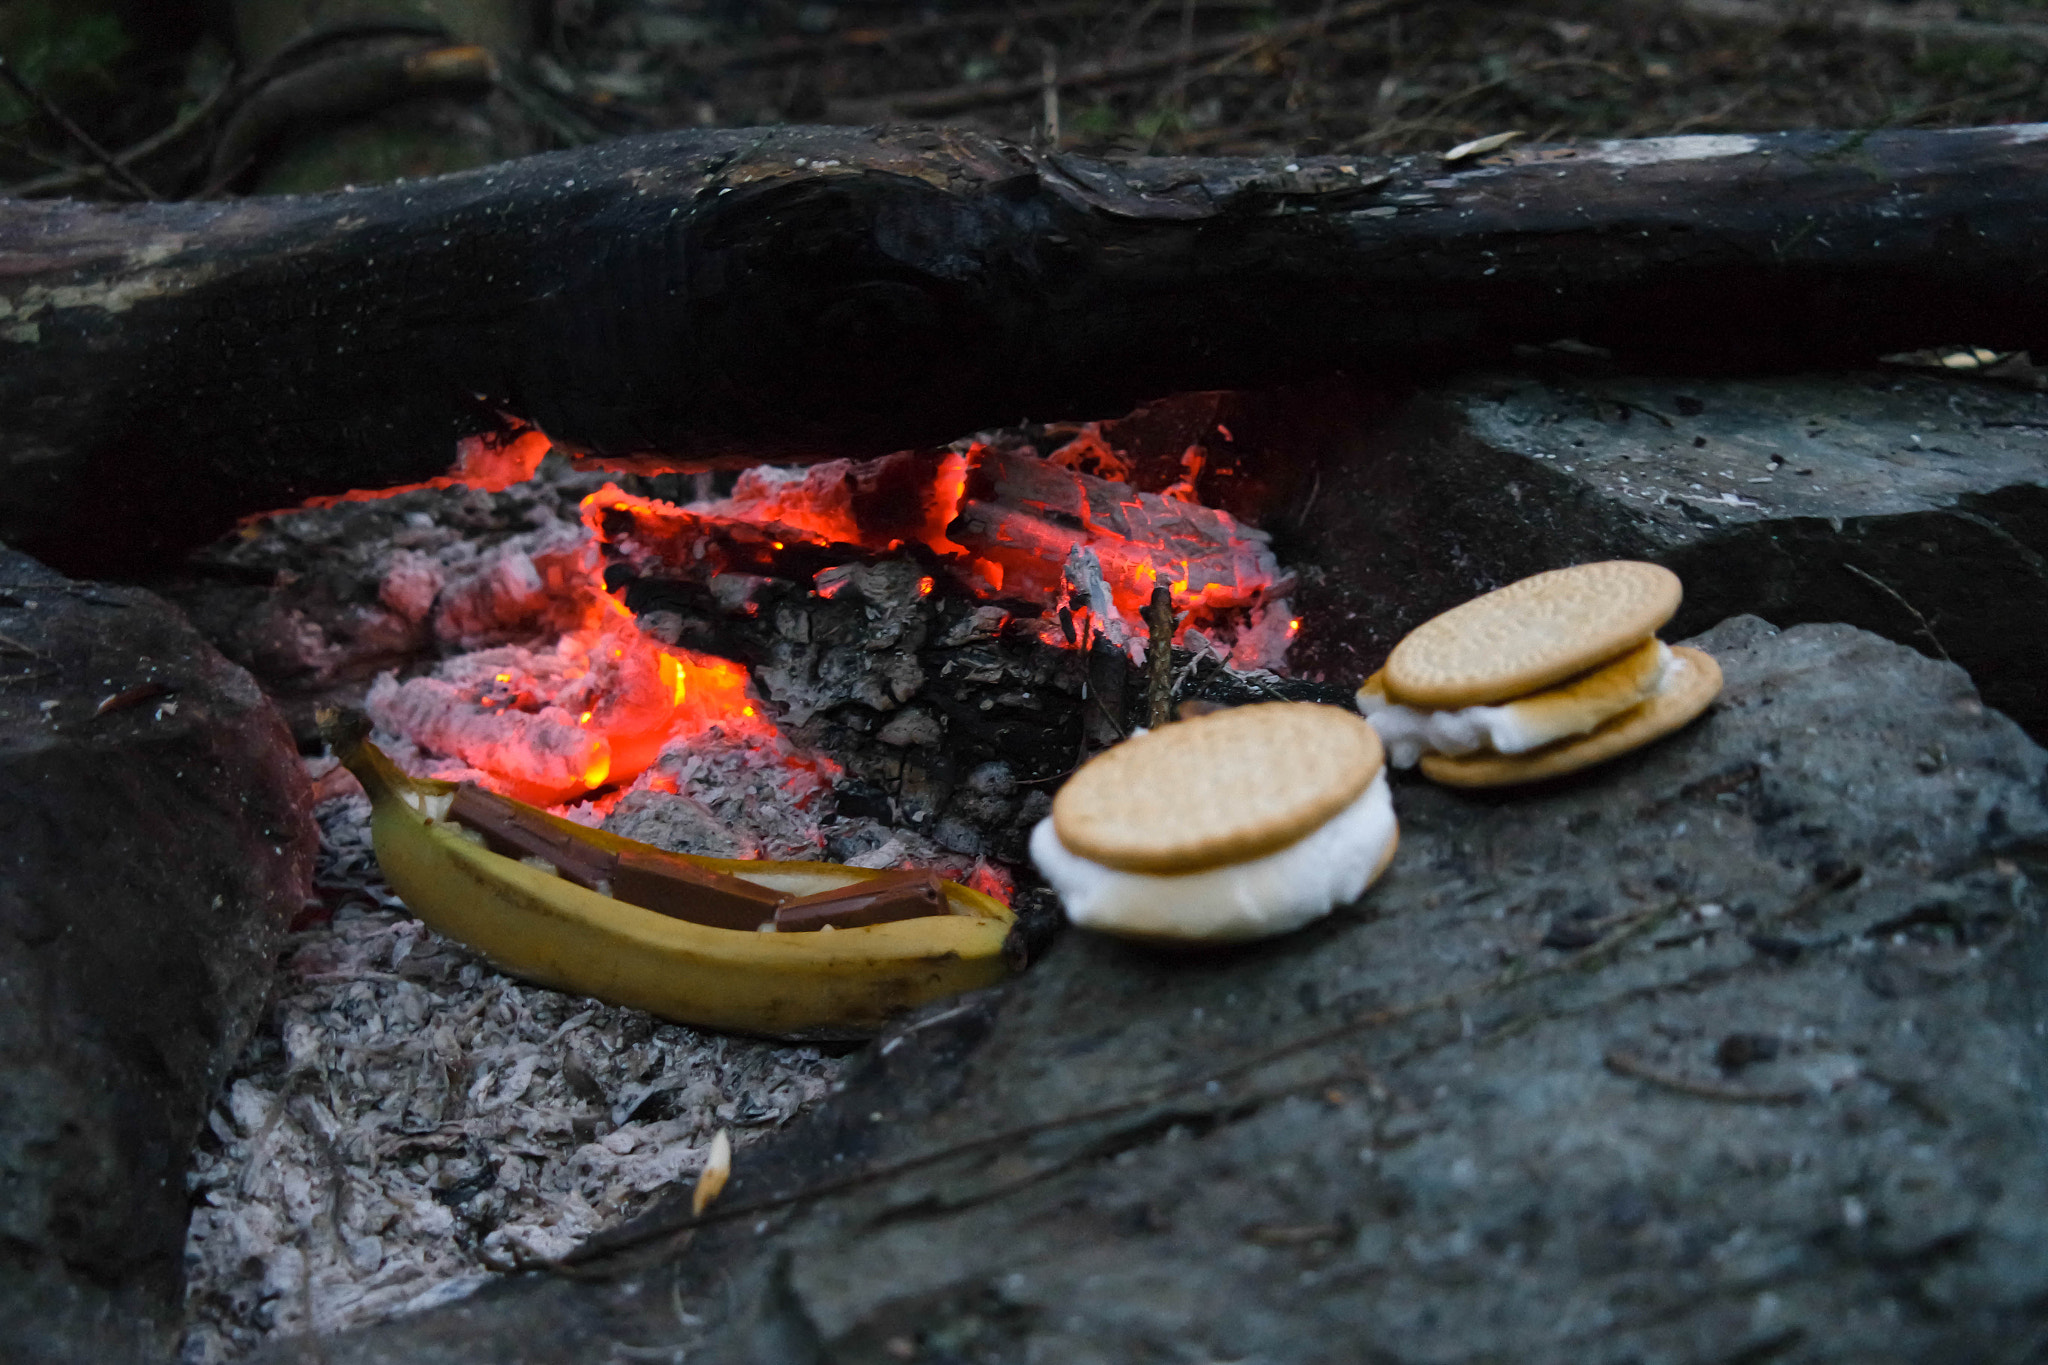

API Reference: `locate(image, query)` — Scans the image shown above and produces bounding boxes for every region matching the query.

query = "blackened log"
[4,122,2048,574]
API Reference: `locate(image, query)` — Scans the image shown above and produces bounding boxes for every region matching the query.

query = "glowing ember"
[251,428,555,521]
[355,419,1295,812]
[589,439,1294,670]
[367,615,773,807]
[361,517,776,807]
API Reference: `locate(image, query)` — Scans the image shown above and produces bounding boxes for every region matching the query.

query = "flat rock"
[1285,369,2048,740]
[256,616,2048,1365]
[0,548,317,1364]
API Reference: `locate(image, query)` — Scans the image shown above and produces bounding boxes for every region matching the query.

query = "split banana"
[333,729,1016,1039]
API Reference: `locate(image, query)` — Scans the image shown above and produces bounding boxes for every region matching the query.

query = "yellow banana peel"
[334,732,1017,1039]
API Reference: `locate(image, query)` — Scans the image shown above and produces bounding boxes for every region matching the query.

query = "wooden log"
[4,122,2047,574]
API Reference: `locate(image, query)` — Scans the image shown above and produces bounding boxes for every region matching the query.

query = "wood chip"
[692,1129,732,1216]
[1443,130,1525,162]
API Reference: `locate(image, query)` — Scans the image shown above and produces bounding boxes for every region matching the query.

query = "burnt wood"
[4,122,2047,575]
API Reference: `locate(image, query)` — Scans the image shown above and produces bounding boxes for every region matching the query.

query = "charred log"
[5,122,2048,573]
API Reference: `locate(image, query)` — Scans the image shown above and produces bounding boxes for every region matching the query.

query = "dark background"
[6,0,2047,200]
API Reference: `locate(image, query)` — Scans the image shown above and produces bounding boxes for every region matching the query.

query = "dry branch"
[1672,0,2048,50]
[886,0,1417,116]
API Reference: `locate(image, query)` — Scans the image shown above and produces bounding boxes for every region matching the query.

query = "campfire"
[171,395,1312,1357]
[329,412,1297,837]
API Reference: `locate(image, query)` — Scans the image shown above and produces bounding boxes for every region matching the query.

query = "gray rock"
[1286,369,2048,740]
[0,548,317,1364]
[254,617,2048,1365]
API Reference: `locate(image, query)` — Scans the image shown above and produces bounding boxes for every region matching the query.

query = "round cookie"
[1052,702,1384,874]
[1384,562,1682,709]
[1418,646,1722,787]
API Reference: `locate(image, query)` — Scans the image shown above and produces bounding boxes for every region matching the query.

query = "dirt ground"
[5,0,2047,198]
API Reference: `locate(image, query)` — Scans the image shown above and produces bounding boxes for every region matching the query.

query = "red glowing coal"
[347,426,1293,811]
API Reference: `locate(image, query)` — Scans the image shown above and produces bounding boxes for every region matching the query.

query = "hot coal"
[593,423,1297,674]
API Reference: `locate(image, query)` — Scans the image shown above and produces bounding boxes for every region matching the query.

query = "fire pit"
[162,387,1333,1355]
[7,121,2048,1365]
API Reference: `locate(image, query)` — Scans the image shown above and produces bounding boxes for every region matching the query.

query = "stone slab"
[253,616,2048,1364]
[1284,369,2048,741]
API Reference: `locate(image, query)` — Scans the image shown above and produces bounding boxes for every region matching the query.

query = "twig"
[557,878,1727,1273]
[1603,1049,1807,1105]
[1040,45,1060,148]
[0,53,160,200]
[3,69,234,198]
[891,0,1421,117]
[1145,585,1175,728]
[554,981,1466,1272]
[2,18,459,199]
[1172,0,1197,112]
[204,39,497,194]
[1665,0,2048,50]
[1110,0,1174,67]
[1586,391,1676,427]
[730,1,1286,67]
[1843,562,1951,662]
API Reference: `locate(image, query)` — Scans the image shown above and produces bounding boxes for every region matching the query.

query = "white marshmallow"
[1029,771,1397,943]
[1361,643,1673,768]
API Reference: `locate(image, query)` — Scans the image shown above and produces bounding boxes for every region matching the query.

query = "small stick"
[1039,45,1060,147]
[1843,562,1951,662]
[0,53,159,201]
[891,0,1413,116]
[1603,1049,1807,1105]
[1145,584,1175,729]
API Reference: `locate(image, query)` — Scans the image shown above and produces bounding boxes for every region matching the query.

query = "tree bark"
[3,122,2047,575]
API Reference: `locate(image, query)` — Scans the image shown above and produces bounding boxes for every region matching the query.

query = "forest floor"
[4,0,2047,199]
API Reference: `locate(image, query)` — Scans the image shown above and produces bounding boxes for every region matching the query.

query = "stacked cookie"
[1031,561,1723,944]
[1029,702,1397,944]
[1357,561,1722,786]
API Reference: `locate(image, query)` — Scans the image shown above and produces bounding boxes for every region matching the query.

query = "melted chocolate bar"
[611,848,785,931]
[448,785,616,889]
[448,784,784,929]
[772,869,949,932]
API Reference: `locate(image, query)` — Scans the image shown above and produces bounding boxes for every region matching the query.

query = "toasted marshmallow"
[1030,771,1396,943]
[1360,639,1671,768]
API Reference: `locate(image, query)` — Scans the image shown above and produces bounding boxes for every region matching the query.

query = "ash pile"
[159,402,1325,1357]
[177,787,843,1362]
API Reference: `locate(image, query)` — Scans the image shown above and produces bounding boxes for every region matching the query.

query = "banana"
[334,731,1017,1039]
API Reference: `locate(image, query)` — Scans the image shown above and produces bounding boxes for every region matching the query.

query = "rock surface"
[250,617,2048,1364]
[1285,369,2048,741]
[0,547,317,1364]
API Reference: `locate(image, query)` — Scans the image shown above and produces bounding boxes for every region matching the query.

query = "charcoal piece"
[772,870,949,932]
[831,778,893,822]
[448,784,618,889]
[609,849,786,932]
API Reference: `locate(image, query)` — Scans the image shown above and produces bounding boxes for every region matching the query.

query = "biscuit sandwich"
[1356,561,1722,788]
[1030,701,1397,943]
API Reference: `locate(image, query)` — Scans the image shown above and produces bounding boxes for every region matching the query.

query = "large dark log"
[4,122,2047,575]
